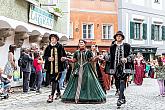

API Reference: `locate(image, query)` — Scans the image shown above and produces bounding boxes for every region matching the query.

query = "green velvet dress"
[61,50,106,103]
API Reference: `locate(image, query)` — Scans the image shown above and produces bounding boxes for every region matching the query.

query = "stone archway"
[14,25,29,48]
[0,20,14,46]
[29,30,42,43]
[40,32,50,48]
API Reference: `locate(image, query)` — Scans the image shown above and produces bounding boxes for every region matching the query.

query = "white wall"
[152,0,163,10]
[0,36,36,68]
[131,0,145,6]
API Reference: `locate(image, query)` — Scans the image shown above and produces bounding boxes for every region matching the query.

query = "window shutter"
[130,21,134,39]
[162,26,165,40]
[142,23,147,40]
[151,24,155,40]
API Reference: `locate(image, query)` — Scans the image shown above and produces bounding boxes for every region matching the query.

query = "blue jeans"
[23,72,30,92]
[59,69,67,89]
[35,71,43,91]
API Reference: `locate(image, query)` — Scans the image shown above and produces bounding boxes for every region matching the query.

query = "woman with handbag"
[3,44,17,93]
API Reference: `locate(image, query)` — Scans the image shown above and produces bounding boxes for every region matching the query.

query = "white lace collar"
[115,41,124,46]
[50,42,57,46]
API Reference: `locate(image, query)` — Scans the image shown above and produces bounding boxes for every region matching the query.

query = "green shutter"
[142,23,147,40]
[151,24,155,40]
[130,21,134,39]
[162,26,165,40]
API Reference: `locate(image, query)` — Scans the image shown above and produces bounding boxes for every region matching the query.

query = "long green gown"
[61,49,106,103]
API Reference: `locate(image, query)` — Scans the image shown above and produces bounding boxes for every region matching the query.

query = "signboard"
[29,4,54,29]
[132,47,157,53]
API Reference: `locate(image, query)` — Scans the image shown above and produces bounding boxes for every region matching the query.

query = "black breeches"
[51,80,60,96]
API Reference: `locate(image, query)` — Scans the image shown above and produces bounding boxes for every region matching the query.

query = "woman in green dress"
[61,39,106,104]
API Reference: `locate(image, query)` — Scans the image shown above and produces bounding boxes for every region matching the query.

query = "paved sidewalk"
[0,78,164,110]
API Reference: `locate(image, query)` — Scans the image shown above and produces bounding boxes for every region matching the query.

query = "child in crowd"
[33,52,44,93]
[0,67,10,98]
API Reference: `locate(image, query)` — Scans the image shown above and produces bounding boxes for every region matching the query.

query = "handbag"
[13,70,20,81]
[4,62,14,76]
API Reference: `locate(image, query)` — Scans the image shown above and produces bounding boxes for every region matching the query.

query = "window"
[102,24,112,39]
[69,22,73,39]
[130,21,147,40]
[154,0,160,3]
[151,24,162,41]
[82,24,94,39]
[154,25,161,40]
[134,23,141,39]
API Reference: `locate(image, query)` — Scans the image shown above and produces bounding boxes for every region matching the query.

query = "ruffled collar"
[115,41,124,46]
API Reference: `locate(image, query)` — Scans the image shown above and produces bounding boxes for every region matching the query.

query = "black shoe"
[115,91,119,96]
[55,92,61,100]
[122,96,126,104]
[117,99,124,106]
[36,90,42,94]
[47,95,53,103]
[122,99,126,104]
[30,88,36,91]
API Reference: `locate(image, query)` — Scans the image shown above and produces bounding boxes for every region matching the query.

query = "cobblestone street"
[0,78,165,110]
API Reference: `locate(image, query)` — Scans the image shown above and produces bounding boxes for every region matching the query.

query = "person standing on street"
[19,48,33,93]
[108,31,133,107]
[33,52,44,93]
[44,34,66,103]
[134,52,145,85]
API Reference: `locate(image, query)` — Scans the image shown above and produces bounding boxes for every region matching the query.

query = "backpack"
[18,56,27,68]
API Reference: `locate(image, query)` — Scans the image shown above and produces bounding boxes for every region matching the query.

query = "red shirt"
[33,58,42,73]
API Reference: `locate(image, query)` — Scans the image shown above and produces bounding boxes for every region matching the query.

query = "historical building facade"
[118,0,165,61]
[0,0,70,86]
[65,0,118,52]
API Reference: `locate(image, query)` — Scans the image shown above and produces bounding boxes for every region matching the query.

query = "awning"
[0,16,68,38]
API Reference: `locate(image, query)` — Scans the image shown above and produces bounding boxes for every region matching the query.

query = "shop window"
[82,24,94,39]
[102,24,113,39]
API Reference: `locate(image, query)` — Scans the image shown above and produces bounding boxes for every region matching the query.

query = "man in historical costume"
[108,31,133,107]
[43,34,66,103]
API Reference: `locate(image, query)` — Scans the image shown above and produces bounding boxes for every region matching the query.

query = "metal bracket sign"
[29,4,54,29]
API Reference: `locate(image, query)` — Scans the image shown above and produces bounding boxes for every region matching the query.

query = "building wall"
[0,0,69,34]
[0,0,28,23]
[54,0,70,35]
[70,11,118,45]
[68,0,118,50]
[0,0,69,68]
[118,0,165,56]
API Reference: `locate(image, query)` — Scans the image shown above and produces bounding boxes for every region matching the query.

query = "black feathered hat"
[113,31,125,40]
[49,34,59,41]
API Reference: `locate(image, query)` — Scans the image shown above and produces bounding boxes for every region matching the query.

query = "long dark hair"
[34,51,40,59]
[9,45,16,54]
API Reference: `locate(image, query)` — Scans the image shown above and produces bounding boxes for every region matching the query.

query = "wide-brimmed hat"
[49,34,59,41]
[113,31,125,40]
